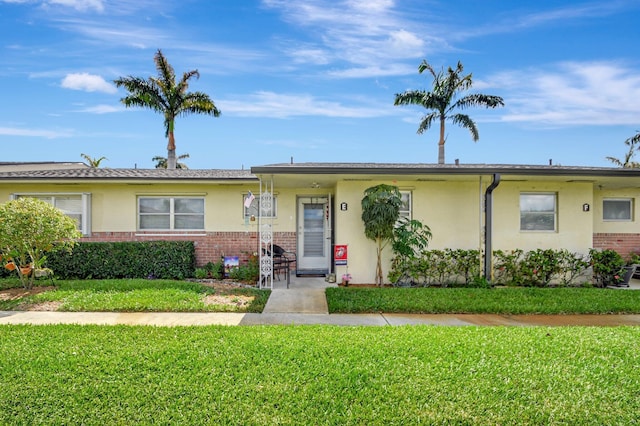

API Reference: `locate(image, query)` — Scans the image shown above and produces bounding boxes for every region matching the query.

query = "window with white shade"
[138,197,204,230]
[13,193,91,235]
[603,198,633,221]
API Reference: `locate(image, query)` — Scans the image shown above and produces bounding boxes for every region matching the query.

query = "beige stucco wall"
[0,182,273,233]
[593,188,640,233]
[269,188,329,234]
[0,177,611,285]
[333,179,483,285]
[492,181,593,255]
[332,179,596,284]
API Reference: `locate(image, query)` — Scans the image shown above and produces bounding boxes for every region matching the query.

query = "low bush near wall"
[589,248,627,287]
[389,249,482,287]
[390,248,594,287]
[45,241,196,280]
[493,249,590,287]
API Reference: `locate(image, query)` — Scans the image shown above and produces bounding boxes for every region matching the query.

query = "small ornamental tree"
[0,198,81,289]
[361,184,402,286]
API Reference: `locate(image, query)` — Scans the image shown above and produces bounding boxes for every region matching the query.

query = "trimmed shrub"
[493,249,592,287]
[45,241,196,280]
[391,248,591,288]
[390,249,482,287]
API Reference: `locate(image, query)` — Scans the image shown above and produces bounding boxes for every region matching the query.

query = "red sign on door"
[334,245,348,265]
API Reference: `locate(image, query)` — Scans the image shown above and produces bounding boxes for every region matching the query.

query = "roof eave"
[250,164,640,178]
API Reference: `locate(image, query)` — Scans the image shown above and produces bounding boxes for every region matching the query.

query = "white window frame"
[399,190,412,220]
[138,196,205,231]
[603,198,633,222]
[520,192,557,232]
[244,194,277,219]
[12,193,91,236]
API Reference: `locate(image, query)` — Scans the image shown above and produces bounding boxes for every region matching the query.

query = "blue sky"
[1,0,639,169]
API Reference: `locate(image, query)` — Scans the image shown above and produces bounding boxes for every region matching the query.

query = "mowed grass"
[0,279,269,313]
[1,324,639,424]
[3,278,640,315]
[327,286,640,314]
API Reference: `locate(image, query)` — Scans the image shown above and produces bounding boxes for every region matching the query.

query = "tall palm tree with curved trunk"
[394,60,504,164]
[114,49,220,169]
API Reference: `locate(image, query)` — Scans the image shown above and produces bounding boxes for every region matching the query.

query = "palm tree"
[114,49,220,169]
[152,153,190,169]
[606,132,640,168]
[80,153,108,168]
[394,60,504,164]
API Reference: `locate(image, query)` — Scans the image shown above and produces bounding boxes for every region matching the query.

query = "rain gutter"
[484,173,501,282]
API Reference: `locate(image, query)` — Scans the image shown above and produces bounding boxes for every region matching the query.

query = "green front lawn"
[1,325,639,424]
[3,278,640,315]
[326,286,640,314]
[0,279,269,313]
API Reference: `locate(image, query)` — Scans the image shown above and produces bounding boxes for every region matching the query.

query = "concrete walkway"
[2,276,640,327]
[262,276,332,314]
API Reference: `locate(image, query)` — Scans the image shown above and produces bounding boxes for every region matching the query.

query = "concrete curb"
[3,311,640,327]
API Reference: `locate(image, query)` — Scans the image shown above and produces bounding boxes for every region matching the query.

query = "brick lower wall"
[593,233,640,259]
[82,231,297,266]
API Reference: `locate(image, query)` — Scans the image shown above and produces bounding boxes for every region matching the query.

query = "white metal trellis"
[258,177,274,289]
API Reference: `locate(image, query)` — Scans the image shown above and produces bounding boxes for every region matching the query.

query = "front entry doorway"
[297,196,331,275]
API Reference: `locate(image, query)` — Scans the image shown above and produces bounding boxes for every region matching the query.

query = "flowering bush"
[589,249,626,287]
[342,273,352,282]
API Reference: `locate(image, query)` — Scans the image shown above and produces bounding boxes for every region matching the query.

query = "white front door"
[297,197,330,273]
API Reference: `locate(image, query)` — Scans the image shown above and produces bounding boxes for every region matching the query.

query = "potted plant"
[19,264,33,277]
[621,252,640,286]
[341,273,352,286]
[34,267,53,278]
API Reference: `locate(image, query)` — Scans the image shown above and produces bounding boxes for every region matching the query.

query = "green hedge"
[45,241,196,280]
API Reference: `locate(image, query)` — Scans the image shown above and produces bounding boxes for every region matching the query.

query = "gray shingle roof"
[2,163,640,182]
[0,168,257,181]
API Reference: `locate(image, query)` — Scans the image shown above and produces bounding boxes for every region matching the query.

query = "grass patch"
[0,324,639,424]
[327,287,640,314]
[0,279,269,313]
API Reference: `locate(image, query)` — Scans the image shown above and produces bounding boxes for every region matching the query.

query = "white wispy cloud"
[0,126,73,138]
[1,0,172,13]
[327,63,415,78]
[262,0,437,77]
[220,91,393,118]
[0,0,104,11]
[75,104,121,114]
[454,1,637,40]
[53,18,168,49]
[61,73,117,93]
[47,0,104,12]
[496,61,640,126]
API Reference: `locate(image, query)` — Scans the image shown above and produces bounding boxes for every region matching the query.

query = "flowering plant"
[341,273,352,282]
[589,248,626,287]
